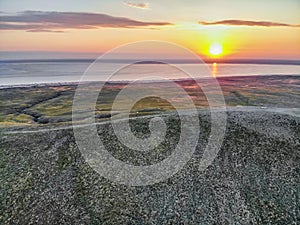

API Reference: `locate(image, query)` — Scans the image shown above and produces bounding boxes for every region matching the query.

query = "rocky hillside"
[0,110,299,224]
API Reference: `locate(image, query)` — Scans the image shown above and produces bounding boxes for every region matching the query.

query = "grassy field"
[0,75,299,127]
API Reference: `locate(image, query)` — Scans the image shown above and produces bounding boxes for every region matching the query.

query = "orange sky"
[0,0,300,59]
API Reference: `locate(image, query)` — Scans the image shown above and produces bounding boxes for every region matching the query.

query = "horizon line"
[0,58,300,66]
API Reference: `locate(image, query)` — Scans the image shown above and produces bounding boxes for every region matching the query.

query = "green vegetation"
[0,75,299,126]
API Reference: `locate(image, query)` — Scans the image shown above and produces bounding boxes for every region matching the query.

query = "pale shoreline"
[0,74,299,89]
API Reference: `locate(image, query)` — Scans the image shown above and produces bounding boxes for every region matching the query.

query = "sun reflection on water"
[212,62,218,77]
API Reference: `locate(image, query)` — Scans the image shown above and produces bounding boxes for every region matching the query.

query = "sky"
[0,0,300,59]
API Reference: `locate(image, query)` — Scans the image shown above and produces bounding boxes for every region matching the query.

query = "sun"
[209,43,223,57]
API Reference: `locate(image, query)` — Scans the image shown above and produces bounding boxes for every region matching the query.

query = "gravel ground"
[0,109,299,224]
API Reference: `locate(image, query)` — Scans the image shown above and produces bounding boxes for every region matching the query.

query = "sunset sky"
[0,0,300,59]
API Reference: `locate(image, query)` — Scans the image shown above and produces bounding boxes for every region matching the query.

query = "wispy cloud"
[27,29,65,33]
[0,11,171,32]
[199,19,300,28]
[123,1,149,10]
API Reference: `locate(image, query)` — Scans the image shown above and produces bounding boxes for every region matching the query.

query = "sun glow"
[209,43,223,56]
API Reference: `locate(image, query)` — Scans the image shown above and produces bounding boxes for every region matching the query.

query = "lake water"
[0,60,300,85]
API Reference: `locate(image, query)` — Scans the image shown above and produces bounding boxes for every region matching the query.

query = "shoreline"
[1,74,299,89]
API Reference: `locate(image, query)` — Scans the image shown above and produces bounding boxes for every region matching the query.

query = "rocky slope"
[0,110,299,224]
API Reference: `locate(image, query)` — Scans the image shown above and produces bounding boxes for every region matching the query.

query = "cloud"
[0,11,171,32]
[124,1,149,9]
[27,29,65,33]
[199,19,300,28]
